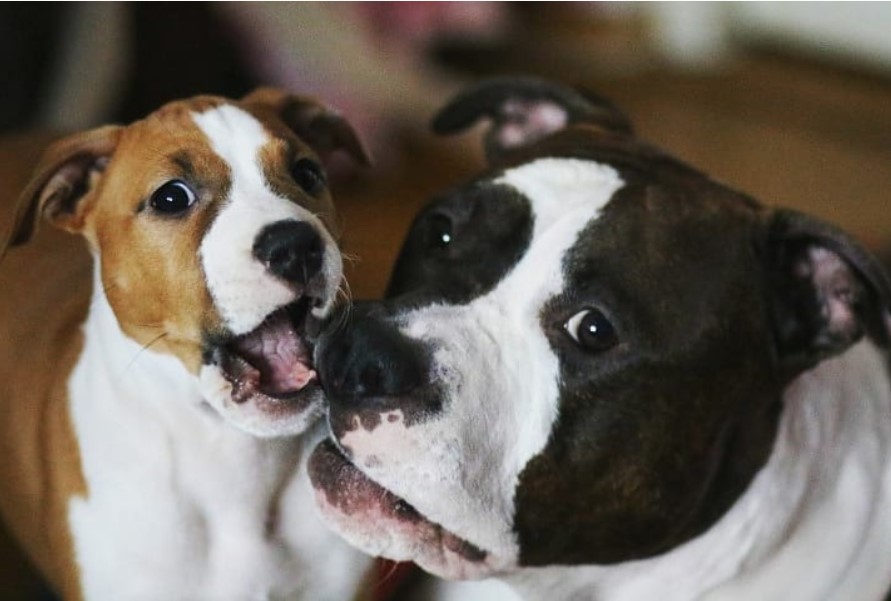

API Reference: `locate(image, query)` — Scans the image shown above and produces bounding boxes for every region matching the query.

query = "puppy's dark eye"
[150,181,197,214]
[565,309,618,352]
[425,214,454,250]
[291,158,326,194]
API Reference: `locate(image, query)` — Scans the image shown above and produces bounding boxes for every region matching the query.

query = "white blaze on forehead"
[497,157,624,240]
[193,104,342,336]
[489,157,624,466]
[364,158,624,562]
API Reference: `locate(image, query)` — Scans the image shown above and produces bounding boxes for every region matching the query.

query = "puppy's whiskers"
[124,331,169,372]
[132,321,166,330]
[338,278,354,306]
[332,283,354,335]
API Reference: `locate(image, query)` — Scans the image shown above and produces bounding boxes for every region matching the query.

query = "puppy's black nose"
[320,309,427,405]
[253,220,323,285]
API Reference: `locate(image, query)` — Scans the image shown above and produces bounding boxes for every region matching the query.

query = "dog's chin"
[199,298,325,438]
[309,438,505,580]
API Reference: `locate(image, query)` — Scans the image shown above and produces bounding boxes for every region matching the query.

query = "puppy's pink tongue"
[232,311,316,394]
[286,363,318,392]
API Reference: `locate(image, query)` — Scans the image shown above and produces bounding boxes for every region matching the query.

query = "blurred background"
[1,2,891,599]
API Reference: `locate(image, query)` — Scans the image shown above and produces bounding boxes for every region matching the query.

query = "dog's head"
[308,78,891,580]
[6,88,369,438]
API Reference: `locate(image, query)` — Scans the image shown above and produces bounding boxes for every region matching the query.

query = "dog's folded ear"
[241,87,371,167]
[5,125,122,252]
[763,209,891,375]
[431,77,633,162]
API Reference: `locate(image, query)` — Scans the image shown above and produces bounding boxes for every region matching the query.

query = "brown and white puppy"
[310,79,891,601]
[0,89,374,600]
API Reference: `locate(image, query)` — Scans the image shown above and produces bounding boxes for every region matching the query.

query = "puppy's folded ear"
[241,87,371,167]
[432,77,633,162]
[763,209,891,375]
[4,125,122,253]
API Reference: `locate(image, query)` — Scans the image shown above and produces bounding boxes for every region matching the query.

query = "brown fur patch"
[0,223,91,599]
[88,110,232,371]
[0,90,351,597]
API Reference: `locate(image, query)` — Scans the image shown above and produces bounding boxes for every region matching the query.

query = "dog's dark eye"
[150,181,197,214]
[291,158,326,194]
[425,214,454,250]
[565,309,618,352]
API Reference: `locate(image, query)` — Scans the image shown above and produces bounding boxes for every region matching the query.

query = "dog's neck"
[64,259,359,599]
[69,257,315,491]
[73,259,236,438]
[503,340,891,601]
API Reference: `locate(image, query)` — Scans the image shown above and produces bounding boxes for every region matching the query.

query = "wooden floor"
[2,44,891,598]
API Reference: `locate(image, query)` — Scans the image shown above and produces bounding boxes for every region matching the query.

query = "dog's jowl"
[0,89,372,600]
[310,78,891,600]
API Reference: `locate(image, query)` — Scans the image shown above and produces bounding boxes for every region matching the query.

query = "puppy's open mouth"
[309,438,493,580]
[210,297,320,413]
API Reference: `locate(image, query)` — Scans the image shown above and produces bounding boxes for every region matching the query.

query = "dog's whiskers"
[338,278,354,306]
[132,321,166,330]
[124,331,169,372]
[332,284,354,335]
[374,559,404,591]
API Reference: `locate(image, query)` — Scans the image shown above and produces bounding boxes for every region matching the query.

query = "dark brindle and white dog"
[309,78,891,600]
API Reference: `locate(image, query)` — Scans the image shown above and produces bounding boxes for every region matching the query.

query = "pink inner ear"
[495,100,568,149]
[808,246,859,337]
[40,160,93,218]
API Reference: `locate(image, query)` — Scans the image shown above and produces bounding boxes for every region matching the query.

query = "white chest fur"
[66,268,368,601]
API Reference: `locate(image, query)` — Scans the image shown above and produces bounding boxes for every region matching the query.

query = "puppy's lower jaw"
[198,297,326,437]
[309,439,504,580]
[222,299,317,401]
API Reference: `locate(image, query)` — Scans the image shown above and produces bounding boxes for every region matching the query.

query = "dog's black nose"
[253,220,323,285]
[319,309,428,406]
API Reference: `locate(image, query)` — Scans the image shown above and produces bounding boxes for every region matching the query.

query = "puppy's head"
[7,88,369,437]
[309,78,891,578]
